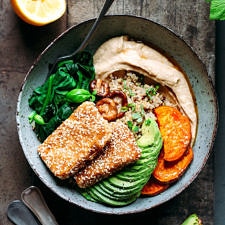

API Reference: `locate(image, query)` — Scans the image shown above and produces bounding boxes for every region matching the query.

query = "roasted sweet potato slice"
[141,177,169,196]
[153,147,193,184]
[154,106,192,161]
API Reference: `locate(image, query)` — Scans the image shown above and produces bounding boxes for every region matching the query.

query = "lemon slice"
[11,0,66,26]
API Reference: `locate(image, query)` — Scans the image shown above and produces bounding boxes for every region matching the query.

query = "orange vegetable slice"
[154,106,192,161]
[153,147,194,184]
[141,177,169,196]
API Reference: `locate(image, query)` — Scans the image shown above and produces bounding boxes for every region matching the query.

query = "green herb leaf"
[128,88,135,97]
[66,89,92,103]
[132,125,139,133]
[120,106,129,112]
[145,119,151,126]
[128,103,136,111]
[123,79,127,90]
[127,121,133,130]
[121,103,137,113]
[207,0,225,20]
[146,84,159,99]
[127,120,139,133]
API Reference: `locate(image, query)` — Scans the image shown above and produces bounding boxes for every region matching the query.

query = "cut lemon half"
[11,0,66,26]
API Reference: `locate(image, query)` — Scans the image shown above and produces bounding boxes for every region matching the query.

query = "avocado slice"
[137,119,161,147]
[80,118,163,206]
[99,181,139,198]
[84,184,140,206]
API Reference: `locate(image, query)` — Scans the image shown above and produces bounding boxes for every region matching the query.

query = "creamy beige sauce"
[93,36,197,145]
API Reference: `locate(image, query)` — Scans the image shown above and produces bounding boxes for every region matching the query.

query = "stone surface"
[0,1,215,224]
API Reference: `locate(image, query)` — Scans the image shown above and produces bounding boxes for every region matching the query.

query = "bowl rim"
[16,15,219,215]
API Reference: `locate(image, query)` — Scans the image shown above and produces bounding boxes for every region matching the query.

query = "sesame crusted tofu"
[74,121,141,188]
[38,101,113,179]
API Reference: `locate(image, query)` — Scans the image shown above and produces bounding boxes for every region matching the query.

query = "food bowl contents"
[10,0,66,26]
[94,36,197,143]
[75,120,141,188]
[28,35,197,206]
[80,117,163,206]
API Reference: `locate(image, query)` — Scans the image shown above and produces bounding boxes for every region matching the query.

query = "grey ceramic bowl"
[17,16,218,214]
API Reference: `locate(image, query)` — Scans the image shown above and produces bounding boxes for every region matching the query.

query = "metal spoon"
[7,200,40,225]
[21,186,59,225]
[48,0,115,75]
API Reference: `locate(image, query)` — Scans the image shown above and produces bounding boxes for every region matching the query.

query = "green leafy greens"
[28,51,95,142]
[207,0,225,20]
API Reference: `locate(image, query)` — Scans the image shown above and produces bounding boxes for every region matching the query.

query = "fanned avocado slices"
[80,118,163,206]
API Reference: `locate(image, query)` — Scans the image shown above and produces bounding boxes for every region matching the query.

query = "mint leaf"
[208,0,225,20]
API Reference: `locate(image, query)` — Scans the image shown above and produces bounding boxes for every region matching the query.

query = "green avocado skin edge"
[80,118,163,206]
[181,214,202,225]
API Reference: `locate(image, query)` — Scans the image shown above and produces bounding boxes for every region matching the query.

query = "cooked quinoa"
[108,71,177,139]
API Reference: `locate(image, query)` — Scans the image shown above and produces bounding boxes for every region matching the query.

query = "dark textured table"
[214,21,225,225]
[0,1,216,224]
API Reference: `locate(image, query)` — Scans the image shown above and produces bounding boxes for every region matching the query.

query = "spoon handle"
[74,0,115,54]
[7,200,40,225]
[53,0,114,65]
[21,186,59,225]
